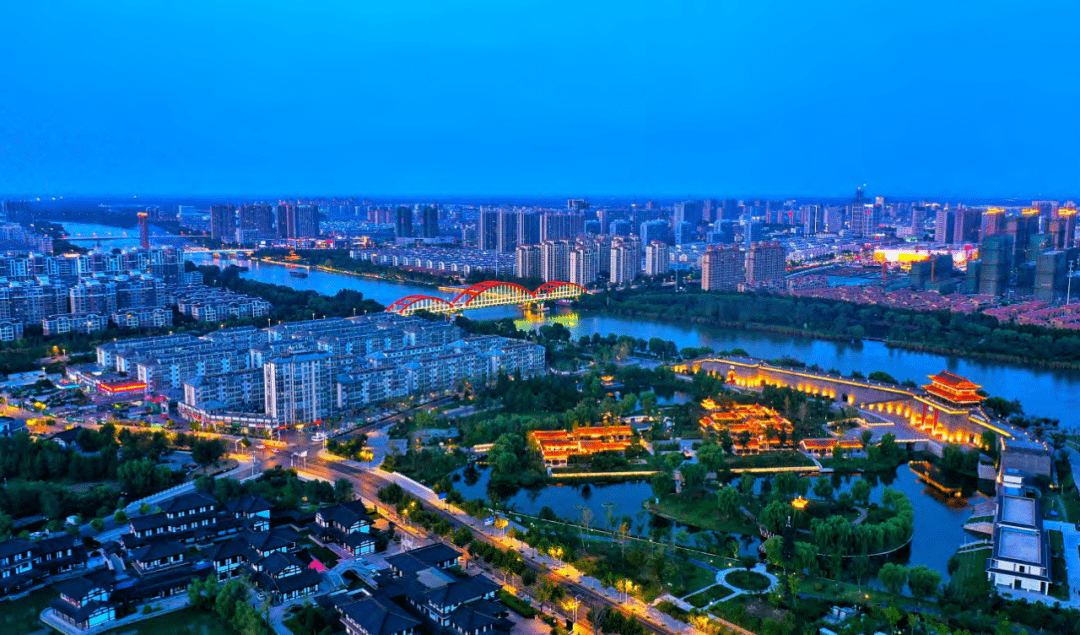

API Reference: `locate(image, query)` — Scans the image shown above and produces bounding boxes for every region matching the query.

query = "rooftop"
[1000,495,1036,527]
[997,527,1042,564]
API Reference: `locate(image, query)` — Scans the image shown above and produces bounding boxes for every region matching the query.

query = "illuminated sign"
[98,381,148,394]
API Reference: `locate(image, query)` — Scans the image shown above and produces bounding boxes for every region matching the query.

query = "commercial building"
[236,203,275,244]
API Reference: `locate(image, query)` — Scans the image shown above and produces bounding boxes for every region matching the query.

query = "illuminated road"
[307,457,720,635]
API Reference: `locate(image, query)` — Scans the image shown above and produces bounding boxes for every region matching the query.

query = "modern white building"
[986,474,1051,596]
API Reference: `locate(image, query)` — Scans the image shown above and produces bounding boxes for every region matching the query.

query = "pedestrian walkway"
[1045,520,1080,608]
[713,564,779,601]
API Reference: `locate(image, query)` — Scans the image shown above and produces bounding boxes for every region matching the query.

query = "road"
[305,458,710,635]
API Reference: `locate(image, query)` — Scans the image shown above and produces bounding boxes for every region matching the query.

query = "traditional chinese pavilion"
[914,370,989,444]
[923,371,986,408]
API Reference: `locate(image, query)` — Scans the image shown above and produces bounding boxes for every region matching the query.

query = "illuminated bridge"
[386,281,586,315]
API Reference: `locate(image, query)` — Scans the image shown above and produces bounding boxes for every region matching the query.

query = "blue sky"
[2,1,1077,199]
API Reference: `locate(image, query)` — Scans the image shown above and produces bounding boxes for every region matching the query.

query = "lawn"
[954,547,991,581]
[686,584,734,607]
[303,539,340,568]
[644,495,757,535]
[726,570,771,592]
[1050,529,1069,600]
[0,587,57,635]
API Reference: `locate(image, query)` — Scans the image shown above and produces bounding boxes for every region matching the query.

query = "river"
[187,252,1080,425]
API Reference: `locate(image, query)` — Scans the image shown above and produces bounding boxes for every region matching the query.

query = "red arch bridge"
[386,281,586,315]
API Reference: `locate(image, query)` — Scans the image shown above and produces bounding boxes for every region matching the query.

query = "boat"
[289,270,309,278]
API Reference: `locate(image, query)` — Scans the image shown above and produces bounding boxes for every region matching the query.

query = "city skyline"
[3,2,1078,198]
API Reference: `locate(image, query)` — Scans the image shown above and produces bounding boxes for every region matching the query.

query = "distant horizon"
[4,191,1075,207]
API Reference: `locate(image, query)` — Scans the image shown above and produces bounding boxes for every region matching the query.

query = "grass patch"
[101,607,237,635]
[965,515,993,524]
[725,451,815,470]
[1050,529,1069,600]
[303,539,340,568]
[499,589,537,618]
[686,584,734,607]
[655,600,689,622]
[644,495,757,535]
[726,570,771,592]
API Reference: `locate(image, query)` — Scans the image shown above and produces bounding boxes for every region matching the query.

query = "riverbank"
[576,289,1080,370]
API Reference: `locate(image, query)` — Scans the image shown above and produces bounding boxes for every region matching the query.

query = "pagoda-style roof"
[927,371,981,391]
[923,370,985,406]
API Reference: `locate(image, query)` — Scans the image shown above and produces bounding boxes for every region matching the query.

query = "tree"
[452,526,473,547]
[113,510,127,523]
[650,472,674,499]
[192,438,226,468]
[851,479,871,506]
[860,429,873,448]
[879,562,908,594]
[907,565,941,599]
[90,518,104,531]
[333,478,354,502]
[812,476,834,501]
[739,472,756,496]
[759,500,790,536]
[640,392,658,418]
[717,486,740,519]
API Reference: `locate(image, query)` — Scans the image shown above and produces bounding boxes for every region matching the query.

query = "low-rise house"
[33,533,87,577]
[222,495,274,532]
[313,500,376,555]
[130,541,186,575]
[0,539,35,596]
[49,570,117,630]
[246,551,321,603]
[799,438,865,458]
[385,544,461,578]
[337,596,420,635]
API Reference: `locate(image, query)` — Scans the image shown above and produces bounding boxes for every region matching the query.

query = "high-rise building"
[1008,214,1039,265]
[540,213,584,242]
[674,201,702,229]
[979,234,1013,296]
[540,240,570,283]
[935,209,955,244]
[496,211,517,253]
[478,209,500,251]
[210,204,236,244]
[276,203,292,239]
[567,199,588,212]
[850,204,880,238]
[609,220,632,237]
[911,206,928,238]
[420,206,439,238]
[1050,208,1077,250]
[702,199,718,223]
[2,201,34,224]
[953,208,982,246]
[263,351,334,426]
[982,207,1006,238]
[720,199,738,221]
[516,211,540,246]
[640,220,669,245]
[609,237,640,285]
[745,241,786,286]
[594,235,612,274]
[701,246,745,291]
[569,244,598,286]
[395,207,414,238]
[237,204,274,244]
[803,205,824,236]
[515,244,541,280]
[294,204,319,238]
[824,206,844,234]
[644,241,670,277]
[137,212,150,250]
[1035,250,1067,303]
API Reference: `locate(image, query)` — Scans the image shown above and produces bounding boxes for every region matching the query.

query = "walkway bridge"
[386,280,585,315]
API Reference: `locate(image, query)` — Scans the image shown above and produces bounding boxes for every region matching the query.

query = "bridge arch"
[450,281,535,307]
[385,295,456,315]
[534,281,586,299]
